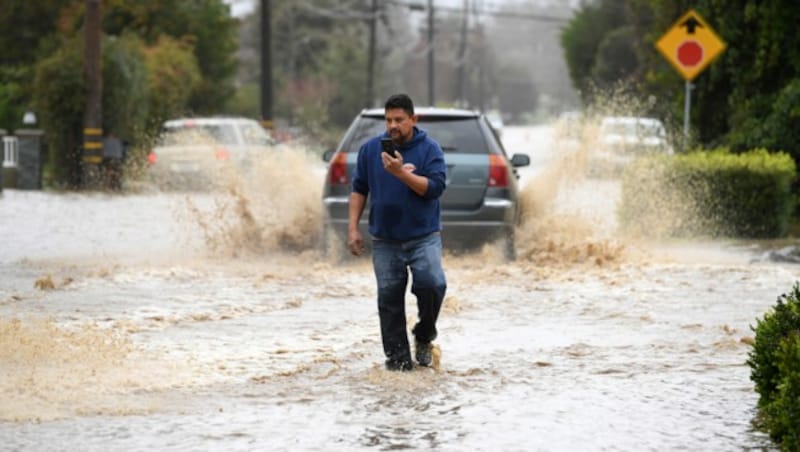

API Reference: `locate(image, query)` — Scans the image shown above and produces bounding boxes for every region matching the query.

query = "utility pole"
[83,0,103,181]
[455,0,469,107]
[366,0,377,108]
[427,0,435,106]
[477,22,485,112]
[260,0,273,128]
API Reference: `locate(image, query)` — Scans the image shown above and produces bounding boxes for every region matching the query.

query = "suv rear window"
[347,116,490,154]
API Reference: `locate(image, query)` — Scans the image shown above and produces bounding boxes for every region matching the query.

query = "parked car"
[147,116,275,189]
[321,107,530,259]
[591,115,673,175]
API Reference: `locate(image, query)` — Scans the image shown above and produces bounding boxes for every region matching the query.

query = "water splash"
[177,144,325,257]
[0,317,199,421]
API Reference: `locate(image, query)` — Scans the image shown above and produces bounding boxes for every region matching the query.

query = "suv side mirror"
[510,153,530,168]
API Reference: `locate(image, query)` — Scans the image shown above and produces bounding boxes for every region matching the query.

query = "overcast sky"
[222,0,580,19]
[223,0,255,17]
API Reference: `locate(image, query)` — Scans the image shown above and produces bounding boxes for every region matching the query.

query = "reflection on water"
[0,129,789,449]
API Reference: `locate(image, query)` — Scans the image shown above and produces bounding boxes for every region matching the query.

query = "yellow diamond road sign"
[656,9,726,81]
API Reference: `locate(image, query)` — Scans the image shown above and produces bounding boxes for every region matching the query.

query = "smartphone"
[380,138,394,154]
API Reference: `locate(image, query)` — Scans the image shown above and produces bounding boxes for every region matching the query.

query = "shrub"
[766,333,800,449]
[748,284,800,448]
[619,148,797,238]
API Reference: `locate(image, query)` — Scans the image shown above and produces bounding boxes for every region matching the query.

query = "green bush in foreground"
[748,284,800,449]
[619,148,796,238]
[768,333,800,449]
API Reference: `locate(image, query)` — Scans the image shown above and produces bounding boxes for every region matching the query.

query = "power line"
[387,0,571,23]
[290,0,572,24]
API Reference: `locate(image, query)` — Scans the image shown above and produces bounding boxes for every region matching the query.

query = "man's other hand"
[348,230,364,256]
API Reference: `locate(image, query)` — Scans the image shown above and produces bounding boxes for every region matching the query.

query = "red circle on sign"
[677,40,703,67]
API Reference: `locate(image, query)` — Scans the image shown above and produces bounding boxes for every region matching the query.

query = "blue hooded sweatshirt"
[351,126,447,241]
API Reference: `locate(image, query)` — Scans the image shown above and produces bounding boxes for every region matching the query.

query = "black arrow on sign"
[681,16,703,34]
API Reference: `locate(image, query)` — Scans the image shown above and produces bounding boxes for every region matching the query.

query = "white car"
[591,116,673,174]
[147,117,275,189]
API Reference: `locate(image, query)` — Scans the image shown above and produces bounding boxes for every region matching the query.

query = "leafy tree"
[0,67,28,130]
[0,0,75,67]
[0,0,75,130]
[32,39,85,188]
[590,25,638,91]
[319,26,368,129]
[3,0,237,129]
[102,33,149,139]
[102,0,238,114]
[706,1,800,157]
[560,0,628,103]
[142,35,202,133]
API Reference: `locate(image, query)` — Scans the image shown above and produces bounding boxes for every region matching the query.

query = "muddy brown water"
[0,127,789,450]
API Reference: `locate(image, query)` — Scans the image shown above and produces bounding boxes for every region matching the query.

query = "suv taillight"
[488,154,509,187]
[328,152,349,185]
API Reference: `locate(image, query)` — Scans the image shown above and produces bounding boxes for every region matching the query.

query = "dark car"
[321,107,530,260]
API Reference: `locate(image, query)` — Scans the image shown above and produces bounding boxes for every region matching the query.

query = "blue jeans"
[371,232,447,363]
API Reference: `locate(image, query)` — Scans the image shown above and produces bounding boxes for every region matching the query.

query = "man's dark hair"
[384,93,415,116]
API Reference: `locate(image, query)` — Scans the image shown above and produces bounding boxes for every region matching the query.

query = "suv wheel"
[499,231,517,262]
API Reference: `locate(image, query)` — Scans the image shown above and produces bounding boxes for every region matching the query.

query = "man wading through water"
[348,94,448,371]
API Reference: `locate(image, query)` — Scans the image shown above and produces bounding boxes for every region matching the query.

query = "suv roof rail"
[361,106,479,117]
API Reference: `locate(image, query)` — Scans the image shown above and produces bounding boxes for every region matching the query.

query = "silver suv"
[321,107,530,259]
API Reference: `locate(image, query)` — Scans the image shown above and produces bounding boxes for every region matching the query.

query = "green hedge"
[748,284,800,449]
[619,148,797,238]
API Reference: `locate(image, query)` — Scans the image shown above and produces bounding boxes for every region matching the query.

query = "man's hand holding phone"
[381,137,394,154]
[380,138,402,172]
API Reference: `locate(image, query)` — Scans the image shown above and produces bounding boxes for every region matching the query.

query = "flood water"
[0,125,790,450]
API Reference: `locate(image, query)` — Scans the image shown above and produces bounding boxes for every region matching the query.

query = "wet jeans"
[371,232,447,363]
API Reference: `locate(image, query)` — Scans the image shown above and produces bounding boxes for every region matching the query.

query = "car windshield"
[241,123,272,145]
[349,116,488,154]
[159,124,238,146]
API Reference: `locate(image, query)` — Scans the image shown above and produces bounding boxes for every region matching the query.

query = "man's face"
[385,108,417,144]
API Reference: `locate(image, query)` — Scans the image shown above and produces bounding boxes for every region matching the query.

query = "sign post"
[655,9,726,140]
